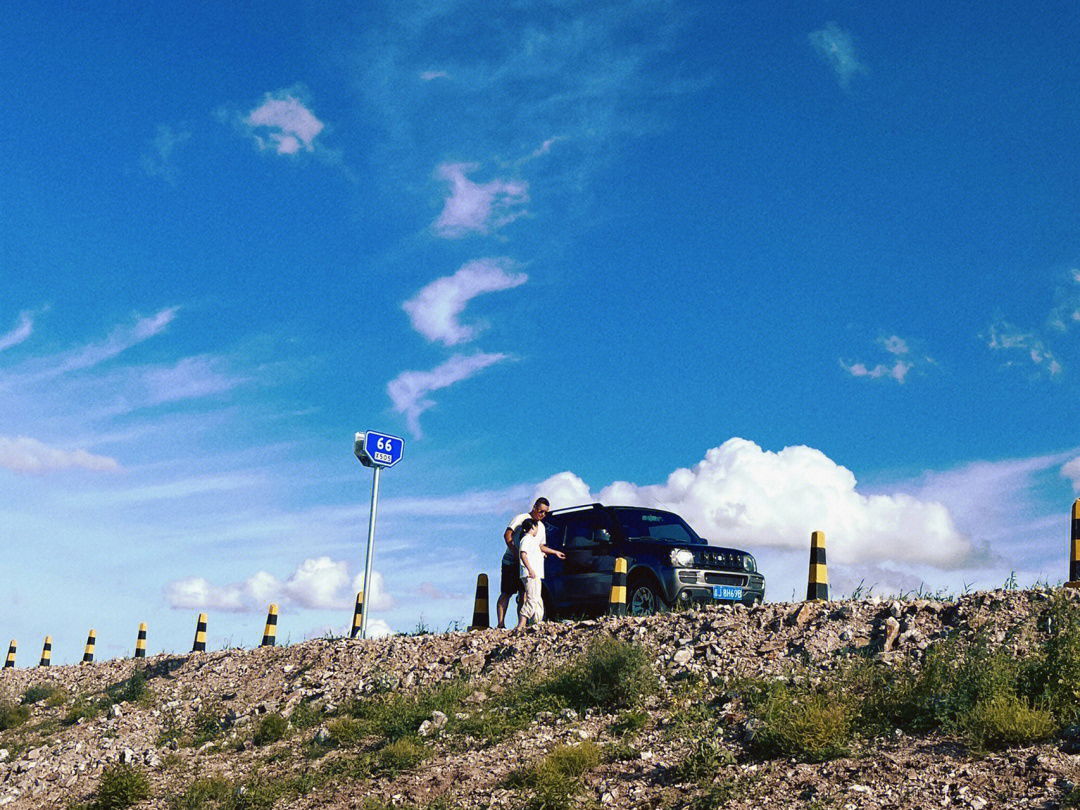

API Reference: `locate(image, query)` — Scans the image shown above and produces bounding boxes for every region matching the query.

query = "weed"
[675,736,735,784]
[744,682,854,762]
[189,707,229,747]
[45,688,69,708]
[0,702,30,731]
[253,713,289,746]
[959,695,1054,752]
[105,669,153,707]
[91,763,151,809]
[505,742,601,810]
[288,700,321,730]
[375,737,427,775]
[603,740,638,762]
[21,684,61,705]
[344,678,469,743]
[686,776,749,810]
[64,697,105,726]
[540,636,656,714]
[611,709,649,736]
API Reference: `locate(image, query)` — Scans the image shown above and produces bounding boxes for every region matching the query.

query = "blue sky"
[3,1,1080,662]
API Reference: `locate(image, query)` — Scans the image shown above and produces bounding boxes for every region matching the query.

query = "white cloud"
[53,308,178,375]
[387,352,509,439]
[420,70,449,81]
[841,359,912,383]
[164,558,395,613]
[433,163,528,237]
[403,259,527,346]
[142,356,245,404]
[140,124,190,183]
[244,90,324,155]
[0,435,121,476]
[808,22,867,88]
[1063,458,1080,492]
[0,312,34,352]
[983,320,1062,375]
[535,438,974,569]
[882,335,908,355]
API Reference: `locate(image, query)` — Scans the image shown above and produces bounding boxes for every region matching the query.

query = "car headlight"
[670,549,694,567]
[743,555,757,573]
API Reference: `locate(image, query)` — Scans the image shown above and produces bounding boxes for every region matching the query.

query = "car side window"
[544,519,563,550]
[563,518,596,550]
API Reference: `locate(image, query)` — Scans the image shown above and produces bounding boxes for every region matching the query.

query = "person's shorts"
[500,561,524,595]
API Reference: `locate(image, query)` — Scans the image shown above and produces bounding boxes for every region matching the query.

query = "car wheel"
[628,581,665,616]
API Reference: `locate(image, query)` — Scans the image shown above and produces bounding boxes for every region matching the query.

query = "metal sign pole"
[360,465,381,640]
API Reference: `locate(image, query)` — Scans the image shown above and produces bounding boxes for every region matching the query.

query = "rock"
[560,708,579,721]
[418,720,433,737]
[431,710,448,729]
[314,726,331,745]
[0,751,7,763]
[883,617,901,652]
[788,602,818,627]
[672,648,693,666]
[119,749,137,765]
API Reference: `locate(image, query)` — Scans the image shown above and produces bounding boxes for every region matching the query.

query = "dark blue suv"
[541,504,765,617]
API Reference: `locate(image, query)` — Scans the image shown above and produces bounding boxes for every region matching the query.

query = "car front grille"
[704,572,747,587]
[694,548,745,570]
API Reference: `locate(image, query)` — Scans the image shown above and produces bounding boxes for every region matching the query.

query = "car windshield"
[611,508,704,545]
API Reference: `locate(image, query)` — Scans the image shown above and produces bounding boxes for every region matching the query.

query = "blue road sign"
[361,431,404,468]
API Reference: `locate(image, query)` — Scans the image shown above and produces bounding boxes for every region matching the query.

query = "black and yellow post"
[806,530,829,601]
[4,640,15,669]
[468,574,489,630]
[261,604,278,647]
[1067,499,1080,588]
[609,557,628,616]
[135,623,147,659]
[82,630,96,663]
[350,591,364,639]
[192,613,207,653]
[39,636,51,667]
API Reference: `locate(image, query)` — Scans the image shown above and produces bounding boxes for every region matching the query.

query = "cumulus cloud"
[244,89,324,155]
[0,312,34,352]
[403,259,527,346]
[1064,457,1080,492]
[142,356,245,404]
[808,22,867,88]
[534,438,974,569]
[351,569,395,611]
[164,558,394,613]
[387,352,509,439]
[0,435,121,476]
[433,163,528,237]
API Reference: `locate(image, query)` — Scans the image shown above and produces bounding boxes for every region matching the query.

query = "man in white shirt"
[497,498,561,628]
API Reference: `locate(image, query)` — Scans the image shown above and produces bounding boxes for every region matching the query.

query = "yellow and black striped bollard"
[82,630,96,663]
[806,531,829,601]
[192,613,207,652]
[468,574,490,630]
[261,604,278,647]
[1067,499,1080,588]
[350,592,364,639]
[609,558,628,616]
[4,640,15,669]
[135,623,147,659]
[39,636,51,667]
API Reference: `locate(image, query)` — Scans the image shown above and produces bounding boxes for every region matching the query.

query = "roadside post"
[353,430,404,640]
[1067,499,1080,589]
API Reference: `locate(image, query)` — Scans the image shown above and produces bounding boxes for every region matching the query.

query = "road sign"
[355,431,404,469]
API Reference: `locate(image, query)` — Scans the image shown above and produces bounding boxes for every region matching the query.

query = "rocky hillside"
[2,590,1080,809]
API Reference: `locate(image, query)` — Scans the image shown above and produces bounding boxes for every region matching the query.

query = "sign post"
[353,431,404,640]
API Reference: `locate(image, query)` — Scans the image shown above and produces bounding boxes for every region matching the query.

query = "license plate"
[713,585,742,601]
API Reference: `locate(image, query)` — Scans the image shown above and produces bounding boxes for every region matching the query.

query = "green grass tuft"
[253,713,289,746]
[91,763,151,810]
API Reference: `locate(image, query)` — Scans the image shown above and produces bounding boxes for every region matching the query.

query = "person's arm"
[539,544,565,560]
[504,527,515,549]
[520,548,537,579]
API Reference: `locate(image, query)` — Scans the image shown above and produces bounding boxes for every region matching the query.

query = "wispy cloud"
[387,352,509,439]
[164,558,394,613]
[433,163,528,238]
[982,320,1062,376]
[140,124,190,183]
[0,312,34,352]
[403,258,527,346]
[1063,457,1080,492]
[142,355,246,404]
[51,308,178,376]
[808,22,867,88]
[0,435,121,476]
[243,88,325,156]
[420,70,449,81]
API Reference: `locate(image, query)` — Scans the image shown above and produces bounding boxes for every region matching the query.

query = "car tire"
[627,581,666,617]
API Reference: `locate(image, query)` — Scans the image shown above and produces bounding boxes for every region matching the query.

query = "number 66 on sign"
[354,431,404,469]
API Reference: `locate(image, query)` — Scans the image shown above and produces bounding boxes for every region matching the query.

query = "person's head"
[520,517,538,536]
[530,497,550,520]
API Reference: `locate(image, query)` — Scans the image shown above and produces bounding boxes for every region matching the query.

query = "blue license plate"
[713,585,743,601]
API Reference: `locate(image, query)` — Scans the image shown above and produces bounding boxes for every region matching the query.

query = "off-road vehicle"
[541,503,765,617]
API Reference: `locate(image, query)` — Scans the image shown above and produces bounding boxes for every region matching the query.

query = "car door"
[560,512,619,615]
